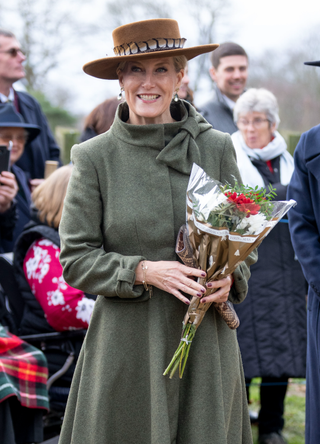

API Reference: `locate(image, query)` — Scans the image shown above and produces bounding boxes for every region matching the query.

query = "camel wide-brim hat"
[83,19,219,80]
[304,60,320,67]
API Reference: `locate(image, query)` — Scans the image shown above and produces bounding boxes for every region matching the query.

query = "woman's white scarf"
[231,130,294,189]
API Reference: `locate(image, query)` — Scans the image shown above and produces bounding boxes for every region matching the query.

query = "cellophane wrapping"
[164,163,296,379]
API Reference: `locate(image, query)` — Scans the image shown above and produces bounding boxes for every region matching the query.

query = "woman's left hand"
[200,276,232,304]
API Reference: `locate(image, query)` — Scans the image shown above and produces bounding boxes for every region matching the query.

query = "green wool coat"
[58,101,256,444]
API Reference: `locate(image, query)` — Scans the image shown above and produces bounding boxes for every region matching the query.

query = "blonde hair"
[32,164,73,228]
[173,55,187,72]
[116,55,187,77]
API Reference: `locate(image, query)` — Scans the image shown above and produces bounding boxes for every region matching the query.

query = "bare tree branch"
[0,0,101,90]
[248,27,320,132]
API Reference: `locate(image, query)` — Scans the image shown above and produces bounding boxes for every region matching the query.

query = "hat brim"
[304,60,320,67]
[0,122,41,143]
[83,44,219,80]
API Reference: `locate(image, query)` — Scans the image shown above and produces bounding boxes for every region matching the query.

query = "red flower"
[225,191,261,216]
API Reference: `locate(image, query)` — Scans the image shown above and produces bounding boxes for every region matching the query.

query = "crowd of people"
[0,16,318,444]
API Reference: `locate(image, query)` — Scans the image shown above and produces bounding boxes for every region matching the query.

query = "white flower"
[52,275,68,291]
[196,213,205,222]
[39,239,58,249]
[236,217,250,232]
[47,289,65,306]
[25,245,51,283]
[199,192,228,220]
[237,213,267,235]
[75,297,95,324]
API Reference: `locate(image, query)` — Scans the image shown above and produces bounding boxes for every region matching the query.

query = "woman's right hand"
[0,171,18,213]
[135,260,207,305]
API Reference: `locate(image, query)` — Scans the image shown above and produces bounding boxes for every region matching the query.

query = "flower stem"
[163,339,184,376]
[179,326,196,378]
[163,323,197,379]
[179,324,191,376]
[169,357,181,379]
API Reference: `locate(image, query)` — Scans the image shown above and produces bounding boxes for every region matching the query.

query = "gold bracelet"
[141,261,153,297]
[141,261,149,291]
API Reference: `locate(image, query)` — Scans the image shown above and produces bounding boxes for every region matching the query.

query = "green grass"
[250,378,306,444]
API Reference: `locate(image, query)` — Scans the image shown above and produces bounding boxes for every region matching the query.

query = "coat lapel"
[305,126,320,179]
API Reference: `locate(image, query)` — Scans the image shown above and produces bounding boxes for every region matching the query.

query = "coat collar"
[304,124,320,162]
[112,100,212,175]
[304,125,320,179]
[13,89,34,111]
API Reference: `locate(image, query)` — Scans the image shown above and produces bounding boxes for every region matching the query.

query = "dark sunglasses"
[0,48,25,57]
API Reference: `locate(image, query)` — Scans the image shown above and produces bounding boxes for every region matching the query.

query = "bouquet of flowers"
[163,163,296,379]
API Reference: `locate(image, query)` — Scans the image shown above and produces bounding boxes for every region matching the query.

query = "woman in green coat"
[58,18,256,444]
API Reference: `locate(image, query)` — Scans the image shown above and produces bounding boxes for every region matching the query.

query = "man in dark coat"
[0,28,61,180]
[200,42,248,134]
[287,59,320,444]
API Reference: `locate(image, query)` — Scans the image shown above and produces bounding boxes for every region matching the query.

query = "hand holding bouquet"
[163,164,296,379]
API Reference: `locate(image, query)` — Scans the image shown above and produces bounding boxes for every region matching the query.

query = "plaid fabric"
[0,325,49,410]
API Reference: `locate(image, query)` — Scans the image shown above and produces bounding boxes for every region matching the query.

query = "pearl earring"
[118,87,124,101]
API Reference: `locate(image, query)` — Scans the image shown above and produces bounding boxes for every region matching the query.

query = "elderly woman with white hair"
[231,88,307,444]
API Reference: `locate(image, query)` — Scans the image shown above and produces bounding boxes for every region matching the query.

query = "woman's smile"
[138,94,160,102]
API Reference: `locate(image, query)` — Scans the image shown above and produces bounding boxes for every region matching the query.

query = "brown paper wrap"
[175,225,240,329]
[175,205,275,330]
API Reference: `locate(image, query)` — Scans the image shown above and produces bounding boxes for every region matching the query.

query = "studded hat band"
[113,37,187,57]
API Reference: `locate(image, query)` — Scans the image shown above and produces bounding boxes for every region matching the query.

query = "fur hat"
[83,19,219,80]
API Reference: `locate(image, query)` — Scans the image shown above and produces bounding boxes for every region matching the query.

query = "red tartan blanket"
[0,325,49,410]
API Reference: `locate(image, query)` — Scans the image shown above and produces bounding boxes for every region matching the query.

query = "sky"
[218,0,319,57]
[12,0,320,118]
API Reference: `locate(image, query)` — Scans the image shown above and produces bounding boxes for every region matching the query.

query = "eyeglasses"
[237,118,269,128]
[0,133,28,143]
[0,48,25,57]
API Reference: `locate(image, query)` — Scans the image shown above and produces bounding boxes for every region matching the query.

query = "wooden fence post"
[55,127,80,165]
[280,130,301,156]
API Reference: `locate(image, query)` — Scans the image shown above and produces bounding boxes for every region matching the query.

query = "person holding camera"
[0,103,40,252]
[0,170,18,253]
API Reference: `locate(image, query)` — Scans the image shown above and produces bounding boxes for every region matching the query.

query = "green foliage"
[27,90,77,132]
[205,201,238,231]
[222,182,277,202]
[223,182,277,221]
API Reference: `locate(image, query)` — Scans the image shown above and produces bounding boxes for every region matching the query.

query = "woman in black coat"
[231,88,307,444]
[13,165,96,336]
